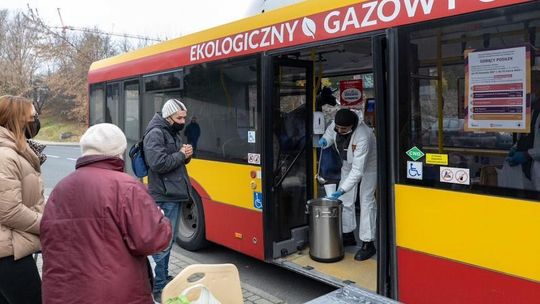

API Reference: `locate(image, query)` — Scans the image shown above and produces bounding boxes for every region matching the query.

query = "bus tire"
[175,191,209,251]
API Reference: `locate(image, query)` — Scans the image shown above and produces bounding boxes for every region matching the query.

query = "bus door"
[266,57,314,257]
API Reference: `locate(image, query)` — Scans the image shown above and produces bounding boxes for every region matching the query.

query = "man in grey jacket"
[143,98,193,302]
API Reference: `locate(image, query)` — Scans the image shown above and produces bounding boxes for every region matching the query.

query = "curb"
[35,140,79,146]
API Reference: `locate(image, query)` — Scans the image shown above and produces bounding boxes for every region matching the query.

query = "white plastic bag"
[498,162,534,190]
[181,284,222,304]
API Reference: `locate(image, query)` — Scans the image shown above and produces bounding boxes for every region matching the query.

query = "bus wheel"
[175,192,208,250]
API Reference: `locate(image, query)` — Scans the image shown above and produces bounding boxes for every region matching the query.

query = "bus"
[88,1,540,302]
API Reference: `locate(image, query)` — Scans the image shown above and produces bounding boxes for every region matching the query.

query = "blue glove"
[328,189,345,199]
[508,146,517,157]
[506,151,529,166]
[318,137,327,148]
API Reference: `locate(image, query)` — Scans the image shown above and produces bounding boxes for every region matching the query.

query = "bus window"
[398,7,540,199]
[183,57,260,162]
[89,84,104,125]
[144,71,183,92]
[142,70,184,127]
[124,80,140,174]
[105,83,120,125]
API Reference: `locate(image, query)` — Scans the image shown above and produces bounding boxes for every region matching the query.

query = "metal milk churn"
[307,197,344,262]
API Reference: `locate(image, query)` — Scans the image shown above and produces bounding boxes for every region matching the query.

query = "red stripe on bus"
[190,178,211,200]
[397,247,540,304]
[88,48,189,84]
[88,0,530,84]
[202,199,264,260]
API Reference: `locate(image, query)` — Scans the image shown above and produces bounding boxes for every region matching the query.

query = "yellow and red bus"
[88,1,540,302]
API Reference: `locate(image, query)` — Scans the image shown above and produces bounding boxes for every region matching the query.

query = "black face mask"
[171,122,185,133]
[25,117,41,139]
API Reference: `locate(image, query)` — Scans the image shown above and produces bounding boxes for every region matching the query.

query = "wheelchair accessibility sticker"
[253,192,263,210]
[407,161,423,180]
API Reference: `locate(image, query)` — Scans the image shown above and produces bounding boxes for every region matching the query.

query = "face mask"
[171,122,185,132]
[25,117,41,139]
[334,127,352,135]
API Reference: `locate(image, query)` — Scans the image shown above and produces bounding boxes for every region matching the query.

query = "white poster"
[465,46,530,133]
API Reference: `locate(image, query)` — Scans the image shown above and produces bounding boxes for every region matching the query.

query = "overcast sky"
[1,0,268,41]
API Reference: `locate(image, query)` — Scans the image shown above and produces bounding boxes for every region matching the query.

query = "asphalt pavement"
[41,144,81,196]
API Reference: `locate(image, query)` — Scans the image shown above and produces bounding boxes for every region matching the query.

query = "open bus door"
[263,35,396,302]
[263,57,314,259]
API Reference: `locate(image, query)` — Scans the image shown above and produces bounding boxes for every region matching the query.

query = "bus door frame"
[262,55,314,260]
[373,31,397,298]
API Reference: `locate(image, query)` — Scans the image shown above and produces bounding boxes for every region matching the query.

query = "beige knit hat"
[80,123,127,157]
[162,98,187,118]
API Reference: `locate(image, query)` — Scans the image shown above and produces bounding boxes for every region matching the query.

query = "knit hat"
[162,98,187,118]
[334,109,356,127]
[80,123,127,157]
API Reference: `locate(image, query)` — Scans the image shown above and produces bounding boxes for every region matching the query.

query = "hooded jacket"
[41,155,172,304]
[143,113,193,202]
[0,126,44,260]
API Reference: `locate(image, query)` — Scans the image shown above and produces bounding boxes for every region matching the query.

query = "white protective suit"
[321,113,377,241]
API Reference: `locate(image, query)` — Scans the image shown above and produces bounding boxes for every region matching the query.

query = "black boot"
[354,241,376,261]
[342,232,357,247]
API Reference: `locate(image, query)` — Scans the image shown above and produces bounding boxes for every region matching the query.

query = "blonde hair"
[0,95,34,151]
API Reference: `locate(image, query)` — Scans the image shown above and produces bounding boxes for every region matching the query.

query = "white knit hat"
[162,98,187,118]
[80,123,127,157]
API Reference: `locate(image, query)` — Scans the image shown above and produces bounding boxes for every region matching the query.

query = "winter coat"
[143,113,193,202]
[41,155,172,304]
[184,122,201,143]
[0,126,44,260]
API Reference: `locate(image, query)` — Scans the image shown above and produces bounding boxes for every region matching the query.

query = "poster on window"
[465,46,531,133]
[339,79,363,108]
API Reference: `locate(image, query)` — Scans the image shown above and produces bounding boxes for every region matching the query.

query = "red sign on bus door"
[339,79,364,108]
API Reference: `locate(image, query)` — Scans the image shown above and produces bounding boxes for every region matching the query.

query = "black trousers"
[0,255,42,304]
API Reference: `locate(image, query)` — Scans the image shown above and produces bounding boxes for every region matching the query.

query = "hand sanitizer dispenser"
[313,111,325,135]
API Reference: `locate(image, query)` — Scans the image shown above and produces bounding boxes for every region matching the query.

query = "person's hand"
[318,137,327,148]
[180,144,193,158]
[507,151,529,166]
[327,189,345,199]
[184,144,193,158]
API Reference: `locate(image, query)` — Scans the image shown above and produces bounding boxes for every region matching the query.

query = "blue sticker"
[253,192,263,210]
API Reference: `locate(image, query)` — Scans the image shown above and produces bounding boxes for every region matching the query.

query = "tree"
[23,7,153,123]
[0,10,40,97]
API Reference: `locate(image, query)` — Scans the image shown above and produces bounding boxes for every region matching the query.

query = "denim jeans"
[152,201,181,293]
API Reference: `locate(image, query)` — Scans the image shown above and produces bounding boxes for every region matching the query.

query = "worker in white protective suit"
[318,108,377,261]
[507,71,540,191]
